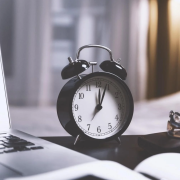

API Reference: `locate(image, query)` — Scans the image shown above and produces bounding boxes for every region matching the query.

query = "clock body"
[57,72,134,142]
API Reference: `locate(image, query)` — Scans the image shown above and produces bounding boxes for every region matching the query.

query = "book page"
[6,161,148,180]
[135,153,180,180]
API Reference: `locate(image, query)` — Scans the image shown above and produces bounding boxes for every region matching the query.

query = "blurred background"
[0,0,180,136]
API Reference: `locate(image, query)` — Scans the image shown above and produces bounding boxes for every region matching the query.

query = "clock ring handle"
[76,44,114,62]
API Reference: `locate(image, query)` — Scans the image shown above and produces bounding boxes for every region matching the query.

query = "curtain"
[108,0,149,101]
[7,0,52,106]
[147,0,180,99]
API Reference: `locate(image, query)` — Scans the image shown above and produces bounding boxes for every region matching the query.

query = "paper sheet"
[135,153,180,180]
[6,160,148,180]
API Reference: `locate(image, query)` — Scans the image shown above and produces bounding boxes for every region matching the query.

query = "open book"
[6,153,180,180]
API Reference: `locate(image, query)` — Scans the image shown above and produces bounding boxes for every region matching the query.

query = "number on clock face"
[72,76,127,139]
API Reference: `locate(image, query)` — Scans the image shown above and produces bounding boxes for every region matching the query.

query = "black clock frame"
[57,71,134,142]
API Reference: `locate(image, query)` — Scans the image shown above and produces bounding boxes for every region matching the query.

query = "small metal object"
[77,75,82,80]
[116,58,121,64]
[89,62,97,73]
[74,134,81,145]
[167,110,180,138]
[68,57,74,64]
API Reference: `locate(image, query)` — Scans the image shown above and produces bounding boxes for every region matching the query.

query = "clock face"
[72,75,132,139]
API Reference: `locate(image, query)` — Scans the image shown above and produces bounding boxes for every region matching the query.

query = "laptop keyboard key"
[16,147,30,151]
[4,149,17,153]
[26,142,35,146]
[3,142,29,148]
[0,137,5,141]
[5,136,20,140]
[31,146,43,150]
[7,136,20,139]
[4,147,13,150]
[0,134,7,138]
[3,139,27,144]
[2,144,12,148]
[0,145,5,149]
[0,133,7,135]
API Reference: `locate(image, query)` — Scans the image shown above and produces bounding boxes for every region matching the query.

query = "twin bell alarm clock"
[57,45,134,145]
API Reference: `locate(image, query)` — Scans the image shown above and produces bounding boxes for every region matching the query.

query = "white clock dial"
[72,76,130,139]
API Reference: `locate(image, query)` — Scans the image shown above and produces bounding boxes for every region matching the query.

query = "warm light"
[168,0,180,85]
[173,0,180,3]
[170,0,180,18]
[168,0,180,49]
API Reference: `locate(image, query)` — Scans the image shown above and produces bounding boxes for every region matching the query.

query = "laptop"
[0,48,96,179]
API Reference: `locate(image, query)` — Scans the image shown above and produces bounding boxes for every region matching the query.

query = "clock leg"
[77,75,82,80]
[74,134,81,145]
[116,137,121,145]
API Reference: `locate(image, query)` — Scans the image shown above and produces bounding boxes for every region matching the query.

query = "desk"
[41,135,154,170]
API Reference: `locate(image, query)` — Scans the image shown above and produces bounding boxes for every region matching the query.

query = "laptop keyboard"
[0,134,43,154]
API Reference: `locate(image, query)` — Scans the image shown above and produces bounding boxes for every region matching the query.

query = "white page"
[135,153,180,180]
[7,161,148,180]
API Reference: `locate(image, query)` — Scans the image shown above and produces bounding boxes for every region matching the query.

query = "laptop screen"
[0,48,11,130]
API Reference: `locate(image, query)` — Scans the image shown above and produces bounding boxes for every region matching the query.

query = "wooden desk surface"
[41,135,152,170]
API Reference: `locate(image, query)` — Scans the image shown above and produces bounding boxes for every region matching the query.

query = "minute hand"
[100,84,107,105]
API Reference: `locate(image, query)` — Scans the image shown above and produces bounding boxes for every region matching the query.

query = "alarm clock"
[57,45,134,145]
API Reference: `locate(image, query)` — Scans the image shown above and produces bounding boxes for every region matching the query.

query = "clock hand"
[100,84,107,105]
[98,88,101,105]
[93,85,107,116]
[91,108,98,120]
[92,89,102,120]
[95,88,103,111]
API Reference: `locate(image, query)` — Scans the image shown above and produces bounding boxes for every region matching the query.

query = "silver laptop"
[0,48,96,179]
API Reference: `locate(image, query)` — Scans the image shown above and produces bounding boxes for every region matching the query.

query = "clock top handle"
[76,44,114,62]
[76,44,127,80]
